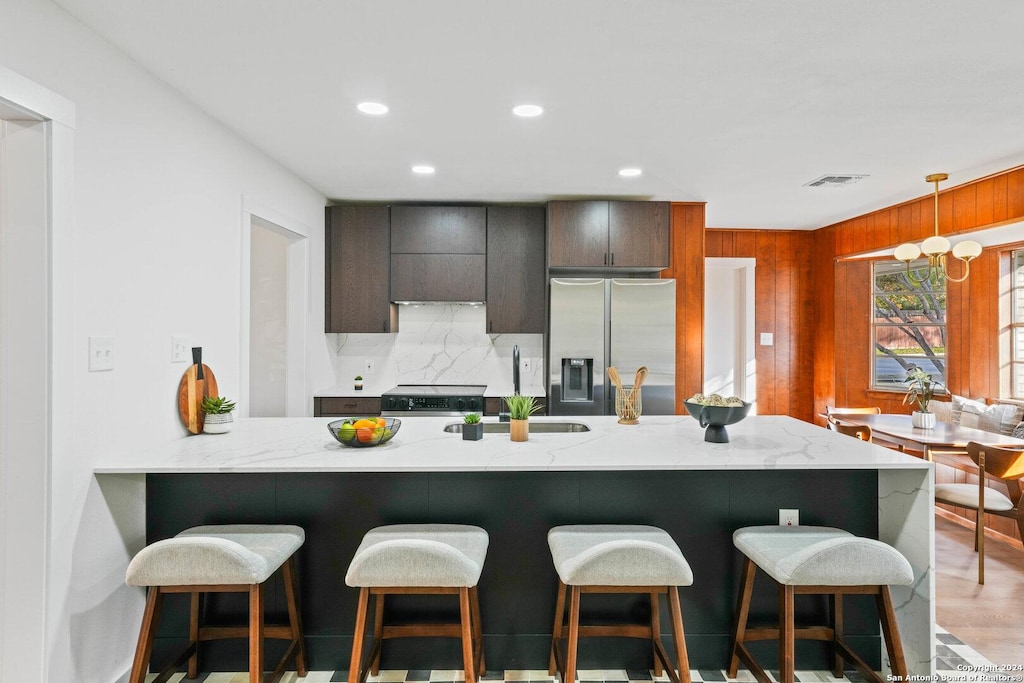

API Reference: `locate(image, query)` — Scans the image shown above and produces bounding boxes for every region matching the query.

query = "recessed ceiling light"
[619,168,642,177]
[357,102,389,115]
[512,104,544,118]
[411,165,435,175]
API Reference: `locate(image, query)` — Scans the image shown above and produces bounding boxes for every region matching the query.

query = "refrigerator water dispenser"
[561,358,594,402]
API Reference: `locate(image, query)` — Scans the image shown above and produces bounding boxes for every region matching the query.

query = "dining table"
[831,413,1024,461]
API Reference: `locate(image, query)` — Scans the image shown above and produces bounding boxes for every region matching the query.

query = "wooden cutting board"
[177,362,218,434]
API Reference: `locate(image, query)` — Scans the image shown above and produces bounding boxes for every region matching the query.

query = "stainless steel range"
[380,384,486,417]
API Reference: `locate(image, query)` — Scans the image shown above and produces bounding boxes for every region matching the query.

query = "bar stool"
[125,524,307,683]
[547,524,693,683]
[728,525,913,683]
[345,524,489,683]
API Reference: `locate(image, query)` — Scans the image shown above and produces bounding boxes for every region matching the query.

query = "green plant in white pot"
[903,367,938,429]
[503,394,541,442]
[201,396,236,434]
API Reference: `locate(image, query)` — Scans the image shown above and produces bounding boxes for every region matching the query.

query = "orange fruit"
[376,417,386,428]
[353,418,375,429]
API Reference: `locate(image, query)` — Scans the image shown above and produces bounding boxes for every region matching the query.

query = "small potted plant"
[354,375,363,391]
[503,394,541,442]
[463,412,483,441]
[903,367,938,429]
[201,396,236,434]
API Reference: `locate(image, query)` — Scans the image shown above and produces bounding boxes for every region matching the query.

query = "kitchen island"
[95,415,934,675]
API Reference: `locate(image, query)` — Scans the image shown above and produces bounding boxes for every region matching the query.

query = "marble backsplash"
[321,304,544,394]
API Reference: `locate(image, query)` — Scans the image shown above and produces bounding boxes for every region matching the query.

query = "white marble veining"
[322,303,544,395]
[93,414,935,676]
[315,383,547,399]
[94,415,932,474]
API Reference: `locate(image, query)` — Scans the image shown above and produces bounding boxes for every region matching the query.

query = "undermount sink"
[444,421,591,434]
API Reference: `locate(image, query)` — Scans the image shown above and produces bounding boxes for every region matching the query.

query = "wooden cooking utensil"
[608,366,624,393]
[629,366,649,404]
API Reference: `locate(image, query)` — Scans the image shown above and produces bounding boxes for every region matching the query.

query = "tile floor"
[146,626,995,683]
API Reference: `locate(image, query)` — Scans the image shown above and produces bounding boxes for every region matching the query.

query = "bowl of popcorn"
[683,393,751,443]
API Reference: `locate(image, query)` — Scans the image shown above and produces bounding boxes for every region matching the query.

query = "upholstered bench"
[125,524,307,683]
[345,524,489,683]
[728,525,913,683]
[547,524,694,683]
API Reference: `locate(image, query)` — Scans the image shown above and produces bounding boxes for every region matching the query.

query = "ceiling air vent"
[804,174,869,188]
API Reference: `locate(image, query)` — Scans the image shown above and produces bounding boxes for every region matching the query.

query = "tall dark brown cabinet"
[486,206,546,333]
[325,205,397,333]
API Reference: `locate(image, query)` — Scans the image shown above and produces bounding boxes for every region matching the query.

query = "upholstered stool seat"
[126,524,307,683]
[728,525,913,683]
[547,525,693,683]
[345,524,489,683]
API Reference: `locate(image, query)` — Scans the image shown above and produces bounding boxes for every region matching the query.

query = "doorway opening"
[243,211,308,417]
[704,258,756,413]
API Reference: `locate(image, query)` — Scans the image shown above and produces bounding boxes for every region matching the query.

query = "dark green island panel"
[145,469,878,673]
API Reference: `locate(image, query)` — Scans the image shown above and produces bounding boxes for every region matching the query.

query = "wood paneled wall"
[706,230,816,420]
[663,203,706,413]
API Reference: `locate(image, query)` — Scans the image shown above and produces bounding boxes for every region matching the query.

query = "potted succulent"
[201,396,236,434]
[354,375,363,391]
[462,412,483,441]
[903,367,938,429]
[503,394,541,442]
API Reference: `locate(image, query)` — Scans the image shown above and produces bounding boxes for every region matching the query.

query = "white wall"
[704,258,756,411]
[249,223,290,417]
[0,0,327,680]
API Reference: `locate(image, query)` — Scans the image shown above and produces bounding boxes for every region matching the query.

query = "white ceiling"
[50,0,1024,229]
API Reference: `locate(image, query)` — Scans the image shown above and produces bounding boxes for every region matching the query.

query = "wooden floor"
[935,514,1024,667]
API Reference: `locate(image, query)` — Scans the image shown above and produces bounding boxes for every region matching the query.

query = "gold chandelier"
[893,173,982,283]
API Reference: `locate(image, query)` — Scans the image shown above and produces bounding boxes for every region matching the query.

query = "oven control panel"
[381,396,484,413]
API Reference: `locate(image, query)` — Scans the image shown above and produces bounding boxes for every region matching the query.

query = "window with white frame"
[872,259,946,390]
[1011,250,1024,398]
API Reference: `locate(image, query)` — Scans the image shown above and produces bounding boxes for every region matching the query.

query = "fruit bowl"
[328,417,401,448]
[683,400,751,443]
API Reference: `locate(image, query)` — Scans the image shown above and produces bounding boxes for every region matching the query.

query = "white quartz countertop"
[94,415,931,474]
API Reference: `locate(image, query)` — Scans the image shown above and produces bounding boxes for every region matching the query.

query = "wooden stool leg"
[778,584,795,683]
[371,593,385,675]
[831,593,844,677]
[549,580,567,676]
[667,587,692,683]
[459,587,477,683]
[349,587,369,683]
[128,587,164,683]
[876,587,908,680]
[650,591,663,677]
[728,557,757,678]
[249,583,265,683]
[470,585,486,676]
[188,591,200,678]
[282,556,308,677]
[565,585,581,683]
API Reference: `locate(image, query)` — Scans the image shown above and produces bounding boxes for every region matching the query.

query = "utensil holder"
[616,386,642,424]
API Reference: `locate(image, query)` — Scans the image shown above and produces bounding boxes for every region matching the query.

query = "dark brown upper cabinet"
[390,205,486,302]
[548,200,670,270]
[486,206,546,334]
[325,205,397,333]
[390,206,486,254]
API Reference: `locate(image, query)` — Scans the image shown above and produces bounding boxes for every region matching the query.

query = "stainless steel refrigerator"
[548,277,676,416]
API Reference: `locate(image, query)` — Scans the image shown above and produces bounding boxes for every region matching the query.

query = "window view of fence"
[872,259,946,390]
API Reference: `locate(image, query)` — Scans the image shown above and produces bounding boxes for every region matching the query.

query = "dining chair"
[933,441,1024,584]
[833,421,872,442]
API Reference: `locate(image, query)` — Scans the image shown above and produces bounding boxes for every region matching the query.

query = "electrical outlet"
[171,336,189,363]
[521,358,532,374]
[364,359,375,374]
[779,509,800,527]
[89,336,114,372]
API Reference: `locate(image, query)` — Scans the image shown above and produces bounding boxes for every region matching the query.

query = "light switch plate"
[171,336,189,363]
[89,336,114,372]
[760,332,774,346]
